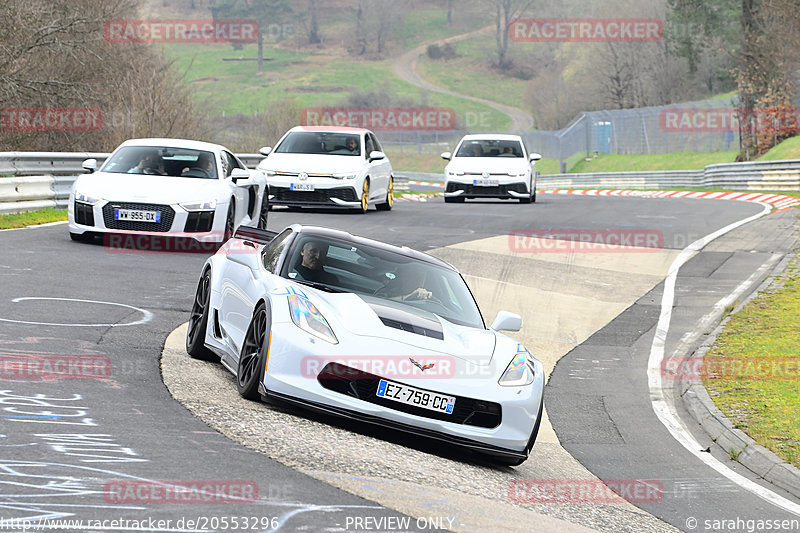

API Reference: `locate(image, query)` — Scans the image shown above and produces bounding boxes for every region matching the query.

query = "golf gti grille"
[270,186,358,204]
[445,182,527,196]
[317,362,502,429]
[102,202,175,232]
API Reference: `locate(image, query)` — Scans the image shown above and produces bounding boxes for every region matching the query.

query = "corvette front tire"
[237,301,271,401]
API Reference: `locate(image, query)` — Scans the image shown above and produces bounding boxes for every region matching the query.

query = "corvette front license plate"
[114,208,161,223]
[376,379,455,414]
[473,179,499,186]
[290,183,315,191]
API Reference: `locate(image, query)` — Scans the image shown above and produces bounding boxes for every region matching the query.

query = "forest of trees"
[1,0,798,159]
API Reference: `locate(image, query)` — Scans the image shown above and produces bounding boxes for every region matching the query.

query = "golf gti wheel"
[237,301,271,401]
[357,178,370,214]
[186,269,218,361]
[376,176,393,211]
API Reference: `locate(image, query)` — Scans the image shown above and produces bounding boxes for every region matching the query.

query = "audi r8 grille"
[445,182,527,197]
[270,186,358,204]
[317,363,502,429]
[184,211,214,232]
[102,202,175,232]
[74,201,95,227]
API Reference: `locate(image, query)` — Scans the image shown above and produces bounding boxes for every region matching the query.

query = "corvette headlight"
[180,200,217,211]
[498,348,535,386]
[332,173,357,180]
[74,191,102,205]
[288,295,338,344]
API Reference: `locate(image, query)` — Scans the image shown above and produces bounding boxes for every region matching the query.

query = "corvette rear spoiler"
[233,226,278,245]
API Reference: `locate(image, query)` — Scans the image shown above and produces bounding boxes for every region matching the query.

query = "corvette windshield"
[274,132,361,156]
[455,140,524,158]
[100,146,219,179]
[280,235,484,328]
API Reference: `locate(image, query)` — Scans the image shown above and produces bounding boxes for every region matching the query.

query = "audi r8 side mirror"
[529,153,542,162]
[230,168,251,183]
[490,311,522,332]
[259,146,272,156]
[82,158,97,173]
[441,152,451,160]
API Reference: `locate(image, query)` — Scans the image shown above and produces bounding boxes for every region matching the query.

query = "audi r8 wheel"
[376,176,393,211]
[186,269,217,361]
[237,301,271,401]
[223,202,235,242]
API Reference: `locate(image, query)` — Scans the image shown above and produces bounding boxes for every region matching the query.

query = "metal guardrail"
[2,153,799,214]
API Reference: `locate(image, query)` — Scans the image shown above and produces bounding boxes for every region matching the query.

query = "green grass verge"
[703,250,800,468]
[0,208,67,230]
[757,136,800,161]
[566,151,740,173]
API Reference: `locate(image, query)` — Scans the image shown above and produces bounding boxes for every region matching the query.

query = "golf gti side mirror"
[259,146,272,156]
[369,150,386,161]
[441,152,452,160]
[82,159,97,173]
[529,153,542,162]
[490,311,522,332]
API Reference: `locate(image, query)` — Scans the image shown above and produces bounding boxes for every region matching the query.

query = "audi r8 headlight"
[74,191,102,205]
[288,295,338,344]
[180,199,217,211]
[498,348,535,386]
[332,173,357,180]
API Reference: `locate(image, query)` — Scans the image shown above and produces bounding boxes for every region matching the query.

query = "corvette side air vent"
[379,317,444,340]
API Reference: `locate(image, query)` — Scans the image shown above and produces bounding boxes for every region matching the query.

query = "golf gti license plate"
[473,179,499,186]
[376,379,455,414]
[114,208,161,223]
[290,183,315,191]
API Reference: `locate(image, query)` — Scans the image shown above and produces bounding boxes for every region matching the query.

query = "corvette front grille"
[102,202,175,232]
[317,362,501,429]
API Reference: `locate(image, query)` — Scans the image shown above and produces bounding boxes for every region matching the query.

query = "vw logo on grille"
[482,171,490,178]
[299,172,309,180]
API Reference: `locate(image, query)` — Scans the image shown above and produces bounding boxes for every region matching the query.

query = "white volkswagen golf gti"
[256,126,394,214]
[68,138,269,245]
[442,134,542,204]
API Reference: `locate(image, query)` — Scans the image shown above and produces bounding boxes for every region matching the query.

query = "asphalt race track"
[1,193,798,533]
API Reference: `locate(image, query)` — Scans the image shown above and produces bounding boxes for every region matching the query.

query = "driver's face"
[346,138,358,151]
[301,242,326,270]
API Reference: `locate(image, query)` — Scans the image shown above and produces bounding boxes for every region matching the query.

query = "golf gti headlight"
[180,199,217,211]
[498,349,536,386]
[332,172,357,180]
[74,191,102,205]
[288,295,338,344]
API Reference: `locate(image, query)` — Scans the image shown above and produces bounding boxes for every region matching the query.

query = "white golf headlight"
[332,173,357,180]
[74,191,102,205]
[180,200,217,211]
[498,348,535,386]
[288,295,338,344]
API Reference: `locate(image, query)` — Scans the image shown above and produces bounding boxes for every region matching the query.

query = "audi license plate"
[290,183,314,191]
[376,379,455,414]
[114,208,161,223]
[473,179,499,187]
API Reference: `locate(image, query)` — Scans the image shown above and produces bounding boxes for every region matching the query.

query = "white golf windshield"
[455,139,524,158]
[278,234,484,328]
[274,132,361,156]
[101,146,219,179]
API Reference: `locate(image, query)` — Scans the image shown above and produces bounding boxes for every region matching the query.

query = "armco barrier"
[2,153,799,214]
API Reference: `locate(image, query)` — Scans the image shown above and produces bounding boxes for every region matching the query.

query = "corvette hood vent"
[379,316,444,340]
[367,301,444,340]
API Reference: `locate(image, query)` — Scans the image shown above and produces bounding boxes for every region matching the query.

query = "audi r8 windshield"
[100,146,219,179]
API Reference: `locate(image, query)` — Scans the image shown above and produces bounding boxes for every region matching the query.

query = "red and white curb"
[544,189,800,211]
[407,180,444,188]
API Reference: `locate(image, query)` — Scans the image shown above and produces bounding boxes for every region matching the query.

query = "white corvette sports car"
[186,224,545,465]
[69,138,269,244]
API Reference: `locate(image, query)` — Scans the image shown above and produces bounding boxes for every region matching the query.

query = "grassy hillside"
[757,136,800,161]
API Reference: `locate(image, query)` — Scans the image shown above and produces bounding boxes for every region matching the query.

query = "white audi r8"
[256,126,394,214]
[442,134,542,204]
[68,138,269,244]
[186,224,545,465]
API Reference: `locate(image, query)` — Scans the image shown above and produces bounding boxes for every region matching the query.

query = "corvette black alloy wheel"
[186,269,217,361]
[237,302,271,400]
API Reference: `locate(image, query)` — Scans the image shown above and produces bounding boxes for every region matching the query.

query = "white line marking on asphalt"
[646,201,800,516]
[0,297,153,327]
